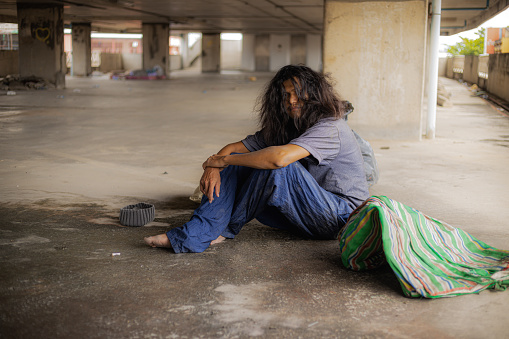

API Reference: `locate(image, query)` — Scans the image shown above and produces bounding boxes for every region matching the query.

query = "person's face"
[283,78,303,119]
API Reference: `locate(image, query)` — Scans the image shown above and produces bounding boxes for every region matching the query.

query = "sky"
[439,7,509,52]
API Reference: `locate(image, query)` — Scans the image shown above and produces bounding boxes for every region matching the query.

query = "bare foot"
[144,234,172,248]
[210,235,226,245]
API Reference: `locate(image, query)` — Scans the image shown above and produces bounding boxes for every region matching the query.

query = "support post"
[17,3,66,88]
[142,23,169,76]
[71,23,91,76]
[201,33,221,73]
[426,0,442,139]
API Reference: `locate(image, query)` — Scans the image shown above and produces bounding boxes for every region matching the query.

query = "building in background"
[0,24,18,50]
[486,27,509,54]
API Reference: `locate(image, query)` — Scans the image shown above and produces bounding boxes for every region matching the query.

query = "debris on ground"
[1,74,54,91]
[110,65,167,80]
[437,79,452,107]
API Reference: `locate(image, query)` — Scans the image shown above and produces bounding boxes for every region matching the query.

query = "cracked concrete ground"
[0,73,508,338]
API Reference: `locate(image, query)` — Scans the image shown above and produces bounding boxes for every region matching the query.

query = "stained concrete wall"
[142,23,169,75]
[290,35,306,65]
[270,34,290,72]
[255,34,270,71]
[487,54,509,103]
[242,34,255,71]
[17,3,66,88]
[202,33,220,72]
[0,50,19,75]
[323,1,427,140]
[306,34,322,71]
[463,55,479,84]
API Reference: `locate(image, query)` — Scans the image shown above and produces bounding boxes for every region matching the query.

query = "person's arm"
[202,144,310,170]
[200,141,249,203]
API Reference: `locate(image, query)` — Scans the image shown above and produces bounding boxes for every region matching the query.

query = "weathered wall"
[487,54,509,103]
[269,34,290,72]
[0,50,19,75]
[463,55,479,84]
[17,3,66,88]
[202,33,220,72]
[478,55,489,89]
[324,0,427,140]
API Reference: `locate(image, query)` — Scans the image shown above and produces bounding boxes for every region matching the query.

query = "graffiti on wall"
[31,23,53,47]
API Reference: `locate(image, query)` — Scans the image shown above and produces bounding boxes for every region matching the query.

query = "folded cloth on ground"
[339,195,509,298]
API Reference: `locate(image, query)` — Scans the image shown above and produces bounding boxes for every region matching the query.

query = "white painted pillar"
[426,0,442,139]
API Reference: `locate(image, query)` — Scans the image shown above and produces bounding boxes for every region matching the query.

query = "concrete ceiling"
[0,0,507,35]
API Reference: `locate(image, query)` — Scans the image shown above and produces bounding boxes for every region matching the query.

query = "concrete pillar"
[306,34,322,72]
[255,34,270,71]
[71,23,91,76]
[323,1,427,140]
[180,33,189,69]
[142,23,169,75]
[201,33,220,73]
[269,34,290,72]
[291,34,306,66]
[241,34,255,71]
[17,3,66,88]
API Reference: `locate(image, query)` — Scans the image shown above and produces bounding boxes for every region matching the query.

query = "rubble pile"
[1,74,54,91]
[437,79,452,107]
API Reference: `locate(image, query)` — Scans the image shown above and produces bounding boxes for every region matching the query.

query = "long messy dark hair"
[257,65,348,146]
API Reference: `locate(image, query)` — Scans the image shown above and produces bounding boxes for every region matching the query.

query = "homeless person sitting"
[144,65,370,253]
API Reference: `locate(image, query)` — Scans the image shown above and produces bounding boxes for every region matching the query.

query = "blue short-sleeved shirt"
[242,118,369,208]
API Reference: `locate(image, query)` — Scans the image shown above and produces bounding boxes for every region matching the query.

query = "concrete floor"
[1,73,508,338]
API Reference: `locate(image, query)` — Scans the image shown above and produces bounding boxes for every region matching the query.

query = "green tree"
[446,28,485,55]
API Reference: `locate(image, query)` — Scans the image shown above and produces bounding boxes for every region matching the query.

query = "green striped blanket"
[339,196,509,298]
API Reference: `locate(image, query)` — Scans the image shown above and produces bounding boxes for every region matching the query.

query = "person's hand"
[200,167,221,203]
[202,154,228,170]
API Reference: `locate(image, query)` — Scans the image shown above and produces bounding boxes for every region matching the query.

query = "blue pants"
[167,162,353,253]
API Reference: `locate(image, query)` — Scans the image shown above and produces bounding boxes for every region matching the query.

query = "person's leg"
[222,162,353,240]
[163,165,253,253]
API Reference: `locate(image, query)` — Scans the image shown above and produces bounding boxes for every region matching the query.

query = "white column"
[426,0,442,139]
